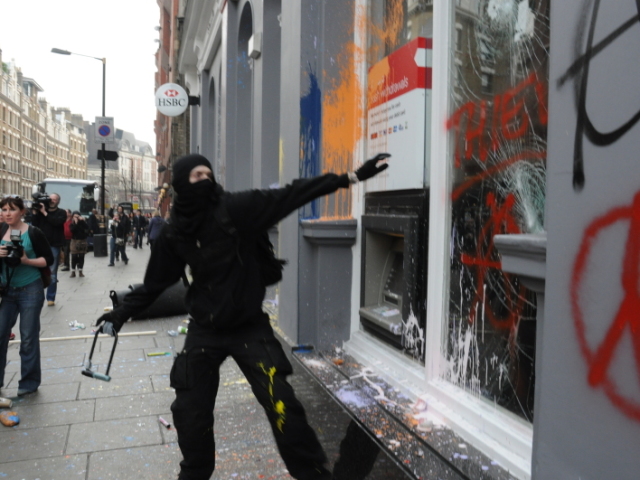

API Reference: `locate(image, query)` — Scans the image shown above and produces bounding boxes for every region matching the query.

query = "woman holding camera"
[0,196,53,397]
[69,211,89,277]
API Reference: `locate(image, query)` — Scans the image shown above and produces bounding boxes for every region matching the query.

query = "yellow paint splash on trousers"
[258,362,286,432]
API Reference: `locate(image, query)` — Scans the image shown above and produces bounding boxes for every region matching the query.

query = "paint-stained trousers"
[170,318,331,480]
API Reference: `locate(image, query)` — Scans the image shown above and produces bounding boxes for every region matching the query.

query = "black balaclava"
[170,154,222,235]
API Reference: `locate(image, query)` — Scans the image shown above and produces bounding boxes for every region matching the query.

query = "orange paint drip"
[318,1,405,220]
[321,39,365,219]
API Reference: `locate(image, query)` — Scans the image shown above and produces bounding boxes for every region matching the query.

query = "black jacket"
[31,207,67,247]
[132,215,147,230]
[70,219,90,240]
[110,220,129,240]
[113,173,350,331]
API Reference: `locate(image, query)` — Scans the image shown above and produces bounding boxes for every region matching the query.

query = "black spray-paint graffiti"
[557,0,640,191]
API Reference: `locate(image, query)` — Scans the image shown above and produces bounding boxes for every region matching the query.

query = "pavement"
[0,244,406,480]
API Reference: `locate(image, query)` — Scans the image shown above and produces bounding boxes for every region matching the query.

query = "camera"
[31,191,52,210]
[4,230,24,268]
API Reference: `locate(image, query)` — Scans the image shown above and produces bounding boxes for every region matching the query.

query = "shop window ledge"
[292,348,519,480]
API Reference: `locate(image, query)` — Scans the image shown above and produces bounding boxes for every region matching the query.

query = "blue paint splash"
[300,68,322,220]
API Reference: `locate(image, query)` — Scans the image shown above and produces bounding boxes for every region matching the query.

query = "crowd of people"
[0,193,166,400]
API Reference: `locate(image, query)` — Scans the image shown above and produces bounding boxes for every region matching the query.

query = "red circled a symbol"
[571,190,640,421]
[461,192,526,331]
[164,89,179,97]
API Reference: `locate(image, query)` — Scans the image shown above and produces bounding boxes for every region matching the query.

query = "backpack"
[213,201,287,286]
[168,202,287,288]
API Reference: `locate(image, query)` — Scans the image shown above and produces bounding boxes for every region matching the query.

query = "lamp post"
[51,48,107,216]
[52,48,108,257]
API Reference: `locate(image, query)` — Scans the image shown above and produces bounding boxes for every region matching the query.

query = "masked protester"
[95,152,390,480]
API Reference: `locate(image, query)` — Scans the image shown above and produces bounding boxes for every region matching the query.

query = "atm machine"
[359,190,428,355]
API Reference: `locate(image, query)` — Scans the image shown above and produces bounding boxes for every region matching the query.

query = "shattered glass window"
[444,0,550,422]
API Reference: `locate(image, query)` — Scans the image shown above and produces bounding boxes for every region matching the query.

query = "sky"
[0,0,160,149]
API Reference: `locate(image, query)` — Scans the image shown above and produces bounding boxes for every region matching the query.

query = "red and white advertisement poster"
[366,37,432,192]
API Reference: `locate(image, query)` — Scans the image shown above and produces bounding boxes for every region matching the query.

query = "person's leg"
[234,331,330,480]
[332,420,380,480]
[61,240,70,270]
[16,280,44,393]
[46,246,60,303]
[0,294,19,389]
[109,237,115,265]
[170,345,226,480]
[121,244,128,264]
[78,254,85,276]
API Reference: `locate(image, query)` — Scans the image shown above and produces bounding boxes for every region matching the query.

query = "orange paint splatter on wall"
[318,1,405,219]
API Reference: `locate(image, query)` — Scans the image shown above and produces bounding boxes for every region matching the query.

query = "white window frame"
[345,1,535,479]
[424,1,533,478]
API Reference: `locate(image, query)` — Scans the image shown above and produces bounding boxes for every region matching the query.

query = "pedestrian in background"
[0,196,53,396]
[69,211,89,278]
[108,213,129,266]
[60,209,72,272]
[132,209,147,249]
[31,193,66,307]
[146,210,164,250]
[96,152,390,480]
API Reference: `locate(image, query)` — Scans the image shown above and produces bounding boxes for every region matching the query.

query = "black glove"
[95,311,123,337]
[355,153,391,181]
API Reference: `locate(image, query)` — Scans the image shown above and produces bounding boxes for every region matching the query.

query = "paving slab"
[97,335,158,352]
[66,416,163,454]
[6,382,80,406]
[87,443,182,480]
[78,375,154,399]
[0,425,69,463]
[12,399,95,428]
[150,373,172,392]
[0,453,88,479]
[94,391,175,421]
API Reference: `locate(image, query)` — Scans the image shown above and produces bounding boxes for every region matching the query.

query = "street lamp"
[52,48,108,257]
[51,48,107,217]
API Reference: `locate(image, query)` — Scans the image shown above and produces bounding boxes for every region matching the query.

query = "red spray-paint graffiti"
[446,72,548,168]
[571,190,640,421]
[461,192,527,331]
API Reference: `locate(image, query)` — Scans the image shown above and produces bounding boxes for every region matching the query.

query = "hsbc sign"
[155,83,189,116]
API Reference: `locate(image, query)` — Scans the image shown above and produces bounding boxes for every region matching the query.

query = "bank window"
[359,1,433,362]
[444,0,550,423]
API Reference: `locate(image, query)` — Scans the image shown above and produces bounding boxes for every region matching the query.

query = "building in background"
[170,1,640,479]
[154,0,190,214]
[85,123,157,213]
[0,50,88,198]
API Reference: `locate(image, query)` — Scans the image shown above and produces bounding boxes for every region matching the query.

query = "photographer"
[107,213,129,266]
[95,153,390,480]
[30,193,66,307]
[0,196,53,397]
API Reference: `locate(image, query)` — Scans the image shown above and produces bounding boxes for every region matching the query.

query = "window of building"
[418,0,551,475]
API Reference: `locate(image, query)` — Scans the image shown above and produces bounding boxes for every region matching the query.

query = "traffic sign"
[97,149,119,161]
[95,117,115,144]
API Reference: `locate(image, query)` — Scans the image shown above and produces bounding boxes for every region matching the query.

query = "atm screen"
[383,253,404,305]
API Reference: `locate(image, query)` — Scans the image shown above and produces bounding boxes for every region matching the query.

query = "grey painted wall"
[538,1,640,478]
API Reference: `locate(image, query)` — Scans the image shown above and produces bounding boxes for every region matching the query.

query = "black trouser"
[62,239,71,268]
[170,319,331,480]
[71,253,85,270]
[134,228,144,247]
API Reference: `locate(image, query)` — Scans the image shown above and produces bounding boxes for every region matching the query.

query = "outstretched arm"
[228,154,390,233]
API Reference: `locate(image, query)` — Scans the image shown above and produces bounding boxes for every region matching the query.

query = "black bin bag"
[109,281,188,320]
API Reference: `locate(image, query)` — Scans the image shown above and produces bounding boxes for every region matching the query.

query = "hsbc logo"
[155,83,189,116]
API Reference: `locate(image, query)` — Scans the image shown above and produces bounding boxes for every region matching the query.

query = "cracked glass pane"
[444,0,550,422]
